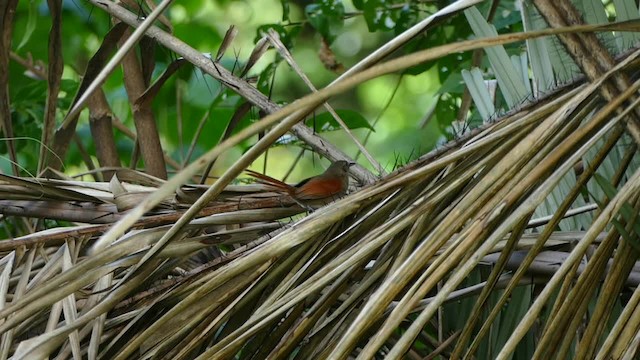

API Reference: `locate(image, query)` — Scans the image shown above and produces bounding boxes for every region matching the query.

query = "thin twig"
[266,29,385,176]
[64,0,176,124]
[9,51,46,79]
[88,0,376,184]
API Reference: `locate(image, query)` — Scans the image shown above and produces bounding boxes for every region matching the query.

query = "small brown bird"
[246,160,354,205]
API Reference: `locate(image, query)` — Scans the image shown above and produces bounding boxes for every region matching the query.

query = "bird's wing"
[294,177,344,200]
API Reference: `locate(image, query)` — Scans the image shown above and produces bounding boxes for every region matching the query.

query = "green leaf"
[12,80,47,106]
[592,173,640,250]
[16,0,37,51]
[309,110,374,132]
[281,0,290,22]
[495,286,533,357]
[464,6,529,108]
[611,219,637,250]
[492,6,523,31]
[521,1,555,94]
[438,72,464,94]
[435,94,458,138]
[520,1,580,83]
[576,0,616,54]
[362,0,393,32]
[612,0,640,51]
[462,68,495,122]
[402,14,473,76]
[394,5,417,35]
[593,173,620,202]
[305,1,345,43]
[173,22,222,52]
[255,24,298,49]
[402,34,433,75]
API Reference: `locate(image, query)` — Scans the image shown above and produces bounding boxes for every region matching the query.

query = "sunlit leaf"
[16,0,37,51]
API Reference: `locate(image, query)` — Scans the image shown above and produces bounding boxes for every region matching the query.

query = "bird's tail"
[245,169,294,195]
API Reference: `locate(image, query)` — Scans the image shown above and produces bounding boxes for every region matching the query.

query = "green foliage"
[280,0,290,22]
[353,0,414,32]
[4,1,640,358]
[7,0,491,176]
[592,173,640,251]
[254,23,299,49]
[15,0,37,51]
[305,0,345,43]
[434,94,459,138]
[309,109,374,132]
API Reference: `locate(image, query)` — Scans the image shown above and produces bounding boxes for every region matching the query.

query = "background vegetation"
[6,0,525,179]
[1,0,640,359]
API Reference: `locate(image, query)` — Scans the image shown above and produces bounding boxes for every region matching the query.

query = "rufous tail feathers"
[245,169,295,195]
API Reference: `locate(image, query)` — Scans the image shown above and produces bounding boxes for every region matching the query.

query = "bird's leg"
[291,197,315,213]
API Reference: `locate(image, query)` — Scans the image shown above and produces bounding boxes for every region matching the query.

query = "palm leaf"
[2,1,640,359]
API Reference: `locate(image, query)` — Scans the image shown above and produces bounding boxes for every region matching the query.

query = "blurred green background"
[5,0,519,181]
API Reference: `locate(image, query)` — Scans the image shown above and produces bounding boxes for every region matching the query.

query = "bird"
[245,160,354,207]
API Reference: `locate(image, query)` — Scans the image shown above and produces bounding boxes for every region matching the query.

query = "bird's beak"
[348,162,356,167]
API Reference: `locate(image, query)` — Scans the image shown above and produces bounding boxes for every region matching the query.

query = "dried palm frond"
[3,1,640,359]
[2,64,638,356]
